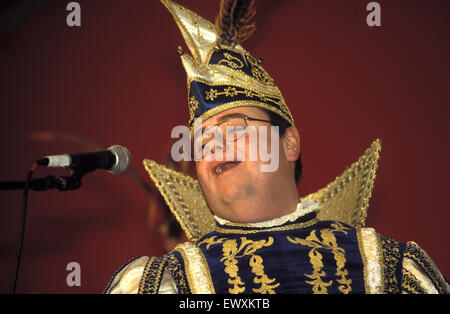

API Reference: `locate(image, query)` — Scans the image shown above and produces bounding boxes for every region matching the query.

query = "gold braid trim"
[138,256,167,294]
[186,65,283,104]
[403,241,448,294]
[214,218,319,235]
[356,227,384,294]
[191,100,295,134]
[380,236,402,294]
[401,268,426,294]
[175,242,215,294]
[165,253,190,294]
[138,256,156,293]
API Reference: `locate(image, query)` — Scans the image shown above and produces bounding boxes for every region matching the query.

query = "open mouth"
[215,161,241,175]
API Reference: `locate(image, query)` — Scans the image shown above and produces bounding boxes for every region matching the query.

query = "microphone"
[36,145,131,174]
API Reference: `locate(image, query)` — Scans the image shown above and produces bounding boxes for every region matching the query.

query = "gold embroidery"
[330,222,351,235]
[222,239,246,294]
[323,229,352,294]
[356,227,384,294]
[202,85,285,112]
[402,257,439,294]
[401,268,426,294]
[287,230,331,294]
[205,44,249,66]
[250,254,280,294]
[199,235,225,249]
[138,256,167,294]
[166,253,189,294]
[187,63,284,104]
[205,88,218,101]
[403,242,448,294]
[189,96,199,123]
[198,236,278,294]
[245,53,274,85]
[380,237,401,293]
[307,247,332,294]
[175,242,216,294]
[224,86,238,97]
[189,10,205,47]
[184,60,295,128]
[287,222,352,294]
[218,52,244,69]
[138,256,155,294]
[214,218,319,235]
[208,45,276,87]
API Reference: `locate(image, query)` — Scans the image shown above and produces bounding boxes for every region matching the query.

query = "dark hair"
[267,111,303,184]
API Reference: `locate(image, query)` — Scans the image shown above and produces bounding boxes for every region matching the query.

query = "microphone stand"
[1,165,96,293]
[0,175,82,191]
[0,166,96,192]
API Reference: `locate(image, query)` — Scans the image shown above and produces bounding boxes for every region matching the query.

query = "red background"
[0,0,449,293]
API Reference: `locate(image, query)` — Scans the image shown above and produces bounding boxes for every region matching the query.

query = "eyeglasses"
[193,113,272,152]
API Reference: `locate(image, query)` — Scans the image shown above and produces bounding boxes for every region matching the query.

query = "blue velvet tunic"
[106,211,449,294]
[196,212,366,294]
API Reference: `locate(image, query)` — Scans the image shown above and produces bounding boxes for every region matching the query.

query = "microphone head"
[107,145,131,174]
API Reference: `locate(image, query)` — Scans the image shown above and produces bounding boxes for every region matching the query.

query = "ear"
[281,127,301,162]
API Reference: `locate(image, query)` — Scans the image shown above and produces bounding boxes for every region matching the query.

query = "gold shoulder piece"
[143,139,381,240]
[302,139,381,227]
[143,159,215,242]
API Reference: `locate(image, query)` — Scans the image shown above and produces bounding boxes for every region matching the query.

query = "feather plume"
[215,0,256,46]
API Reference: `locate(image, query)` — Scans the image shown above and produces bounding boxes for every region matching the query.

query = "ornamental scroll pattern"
[165,253,190,294]
[401,268,426,294]
[198,236,280,294]
[188,96,199,124]
[380,236,402,294]
[218,52,244,69]
[212,48,275,86]
[204,86,288,117]
[205,86,277,103]
[138,253,190,294]
[245,53,274,85]
[287,222,353,294]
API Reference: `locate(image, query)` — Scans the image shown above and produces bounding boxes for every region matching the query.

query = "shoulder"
[401,241,450,294]
[104,242,212,294]
[357,227,449,294]
[104,256,149,294]
[104,251,183,294]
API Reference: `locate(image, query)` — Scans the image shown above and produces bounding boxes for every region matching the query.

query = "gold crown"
[162,0,295,129]
[144,139,382,242]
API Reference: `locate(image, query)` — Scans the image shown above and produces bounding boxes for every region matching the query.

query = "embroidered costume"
[105,201,448,294]
[105,0,449,294]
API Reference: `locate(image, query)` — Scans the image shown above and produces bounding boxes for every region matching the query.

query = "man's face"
[194,106,297,223]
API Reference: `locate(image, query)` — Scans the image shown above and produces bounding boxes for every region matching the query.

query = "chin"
[216,184,245,204]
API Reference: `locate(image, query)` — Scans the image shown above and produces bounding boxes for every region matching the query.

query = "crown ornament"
[161,0,295,130]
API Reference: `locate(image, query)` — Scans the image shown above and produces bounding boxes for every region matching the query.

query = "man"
[194,107,301,225]
[105,0,449,294]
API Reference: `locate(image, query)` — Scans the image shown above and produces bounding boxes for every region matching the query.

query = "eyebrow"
[196,113,246,137]
[217,113,246,123]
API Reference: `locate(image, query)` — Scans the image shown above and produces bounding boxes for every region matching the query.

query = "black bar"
[0,175,82,191]
[0,180,27,190]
